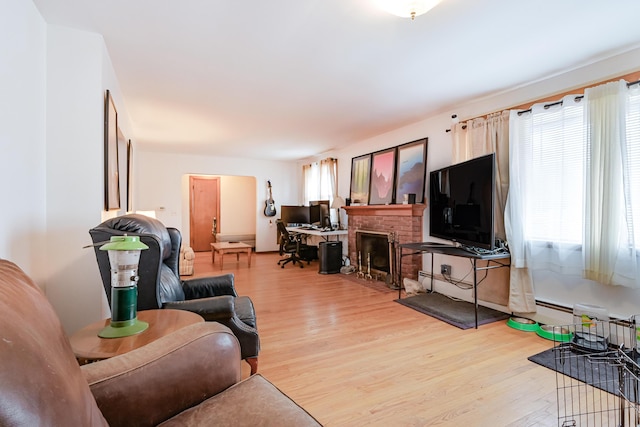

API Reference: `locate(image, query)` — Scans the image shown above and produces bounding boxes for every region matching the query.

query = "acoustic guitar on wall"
[264,180,276,217]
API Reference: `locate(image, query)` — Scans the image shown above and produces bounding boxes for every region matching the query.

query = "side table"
[210,242,252,270]
[69,309,204,364]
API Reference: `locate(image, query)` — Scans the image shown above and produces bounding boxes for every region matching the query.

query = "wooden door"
[189,176,220,252]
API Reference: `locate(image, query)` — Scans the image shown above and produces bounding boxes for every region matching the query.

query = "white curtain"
[507,96,585,314]
[303,158,337,206]
[583,80,639,287]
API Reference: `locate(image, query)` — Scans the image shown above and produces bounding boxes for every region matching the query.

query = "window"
[523,98,584,245]
[508,81,640,288]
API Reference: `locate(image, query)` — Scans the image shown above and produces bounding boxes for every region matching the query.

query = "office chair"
[276,220,309,268]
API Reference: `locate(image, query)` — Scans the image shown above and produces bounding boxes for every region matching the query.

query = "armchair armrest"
[83,322,241,427]
[163,295,236,322]
[182,274,237,298]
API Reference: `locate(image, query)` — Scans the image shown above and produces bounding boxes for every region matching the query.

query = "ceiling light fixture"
[376,0,442,20]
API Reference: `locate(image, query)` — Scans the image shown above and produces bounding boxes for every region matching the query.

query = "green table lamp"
[98,235,149,338]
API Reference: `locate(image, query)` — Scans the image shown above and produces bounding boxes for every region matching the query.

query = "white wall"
[135,149,298,252]
[3,0,138,334]
[219,175,256,235]
[43,25,112,334]
[0,0,47,279]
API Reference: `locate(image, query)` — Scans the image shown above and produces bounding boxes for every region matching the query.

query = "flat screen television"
[429,153,496,250]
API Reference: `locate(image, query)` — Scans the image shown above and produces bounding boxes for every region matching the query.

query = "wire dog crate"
[551,320,640,426]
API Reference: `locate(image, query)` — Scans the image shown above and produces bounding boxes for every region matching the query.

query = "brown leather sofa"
[0,259,322,426]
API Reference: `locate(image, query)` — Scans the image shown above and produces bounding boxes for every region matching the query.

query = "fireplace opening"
[356,230,395,285]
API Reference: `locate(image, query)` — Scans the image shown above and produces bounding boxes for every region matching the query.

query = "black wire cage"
[551,320,640,427]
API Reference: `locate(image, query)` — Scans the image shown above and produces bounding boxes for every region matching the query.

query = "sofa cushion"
[158,374,322,427]
[0,260,108,427]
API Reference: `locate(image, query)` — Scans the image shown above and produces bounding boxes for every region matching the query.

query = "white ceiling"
[32,0,640,161]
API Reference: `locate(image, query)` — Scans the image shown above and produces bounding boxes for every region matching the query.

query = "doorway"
[189,176,220,252]
[188,175,257,252]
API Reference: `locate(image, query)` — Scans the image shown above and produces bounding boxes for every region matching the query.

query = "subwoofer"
[318,241,342,274]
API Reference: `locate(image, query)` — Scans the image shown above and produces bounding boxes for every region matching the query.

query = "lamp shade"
[331,196,345,209]
[376,0,442,19]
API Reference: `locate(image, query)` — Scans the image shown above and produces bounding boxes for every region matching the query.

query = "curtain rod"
[445,79,640,130]
[516,79,640,116]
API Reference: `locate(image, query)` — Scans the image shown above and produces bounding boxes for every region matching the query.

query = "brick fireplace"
[343,204,424,287]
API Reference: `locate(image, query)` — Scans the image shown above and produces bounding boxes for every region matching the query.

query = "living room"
[4,0,640,334]
[3,2,640,423]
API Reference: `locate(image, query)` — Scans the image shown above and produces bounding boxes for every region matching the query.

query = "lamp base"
[98,318,149,338]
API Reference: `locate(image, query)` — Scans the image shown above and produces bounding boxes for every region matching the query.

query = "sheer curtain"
[505,97,585,314]
[583,80,639,287]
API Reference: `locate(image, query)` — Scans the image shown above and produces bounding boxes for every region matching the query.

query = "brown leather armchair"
[0,259,321,426]
[89,214,259,374]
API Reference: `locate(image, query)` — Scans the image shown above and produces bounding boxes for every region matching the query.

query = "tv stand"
[398,242,510,328]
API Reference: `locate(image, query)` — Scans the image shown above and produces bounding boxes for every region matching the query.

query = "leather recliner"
[0,259,321,426]
[89,214,259,374]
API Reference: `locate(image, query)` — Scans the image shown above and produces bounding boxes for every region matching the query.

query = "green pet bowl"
[507,317,539,332]
[536,324,573,342]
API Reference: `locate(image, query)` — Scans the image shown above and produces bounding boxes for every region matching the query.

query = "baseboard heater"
[536,299,631,327]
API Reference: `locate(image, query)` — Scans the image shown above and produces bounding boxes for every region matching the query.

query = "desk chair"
[276,220,309,268]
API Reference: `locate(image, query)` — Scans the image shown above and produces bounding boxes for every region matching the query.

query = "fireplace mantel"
[343,204,425,217]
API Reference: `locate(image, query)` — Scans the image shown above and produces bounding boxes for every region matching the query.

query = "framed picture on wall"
[104,90,120,210]
[368,147,396,205]
[349,154,371,205]
[395,137,428,204]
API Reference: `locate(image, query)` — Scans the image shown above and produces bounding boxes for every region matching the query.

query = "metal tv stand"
[398,242,511,329]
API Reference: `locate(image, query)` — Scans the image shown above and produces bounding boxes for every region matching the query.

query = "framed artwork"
[368,147,396,205]
[349,154,371,205]
[104,90,120,210]
[395,137,428,204]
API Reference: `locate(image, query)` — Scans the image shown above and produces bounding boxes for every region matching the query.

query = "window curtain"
[303,158,337,206]
[453,111,535,312]
[583,80,639,288]
[302,163,317,205]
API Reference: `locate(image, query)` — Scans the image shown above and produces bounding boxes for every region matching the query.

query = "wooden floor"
[191,251,559,426]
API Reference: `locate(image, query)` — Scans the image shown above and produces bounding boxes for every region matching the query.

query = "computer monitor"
[280,205,310,226]
[309,200,330,228]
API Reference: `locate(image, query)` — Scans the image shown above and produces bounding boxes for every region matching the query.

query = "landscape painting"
[350,154,371,205]
[395,138,428,203]
[368,148,396,205]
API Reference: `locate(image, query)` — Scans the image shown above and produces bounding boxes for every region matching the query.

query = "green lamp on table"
[98,235,149,338]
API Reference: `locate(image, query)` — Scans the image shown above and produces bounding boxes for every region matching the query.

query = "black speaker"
[318,241,342,274]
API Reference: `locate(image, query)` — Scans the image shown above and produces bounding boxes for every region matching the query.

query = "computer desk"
[286,226,348,241]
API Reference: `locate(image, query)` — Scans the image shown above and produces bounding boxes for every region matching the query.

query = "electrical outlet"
[441,264,451,275]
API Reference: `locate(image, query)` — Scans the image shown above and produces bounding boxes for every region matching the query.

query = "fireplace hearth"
[344,204,425,287]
